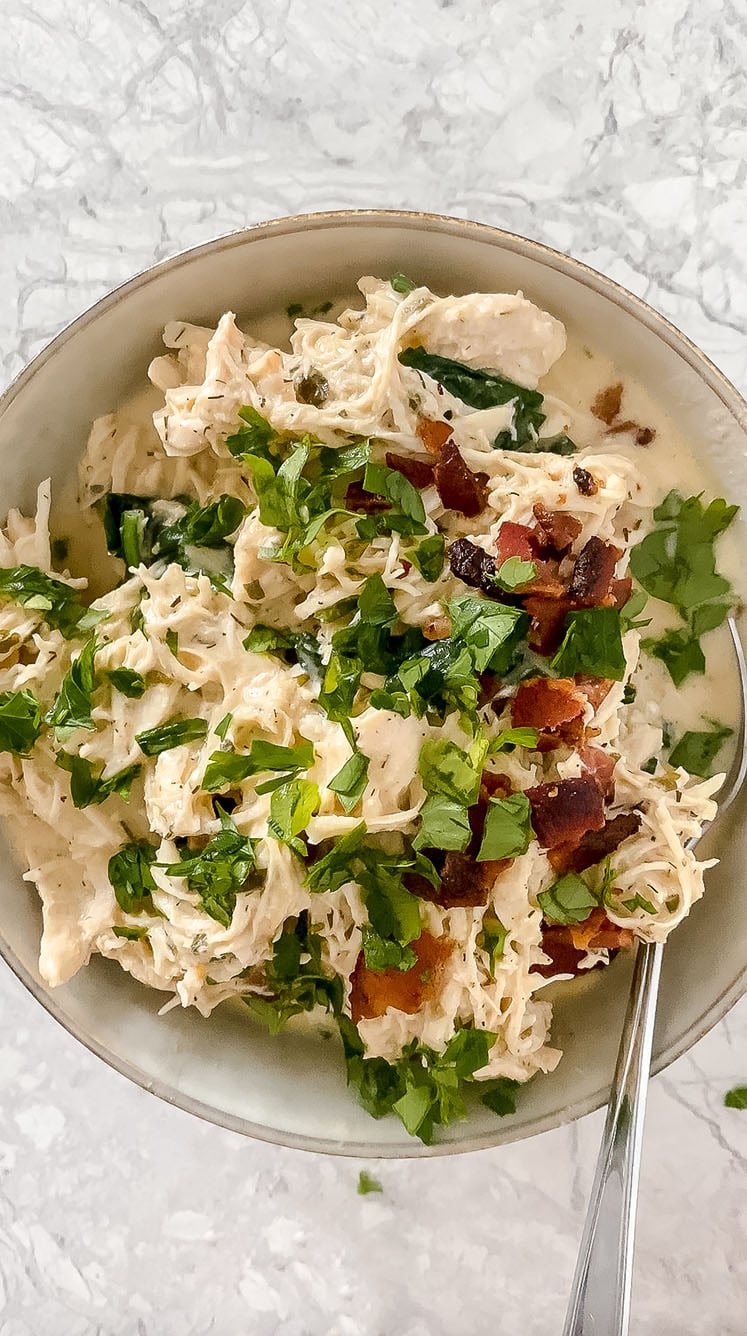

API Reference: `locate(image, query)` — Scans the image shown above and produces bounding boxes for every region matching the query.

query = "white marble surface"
[1,1,746,1332]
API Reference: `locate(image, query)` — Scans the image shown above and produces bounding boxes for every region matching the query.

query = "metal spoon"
[562,616,747,1336]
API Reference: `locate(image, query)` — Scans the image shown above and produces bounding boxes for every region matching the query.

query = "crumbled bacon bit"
[532,504,583,555]
[567,537,622,606]
[578,744,616,799]
[610,575,633,609]
[574,675,613,711]
[416,417,453,455]
[433,440,488,518]
[440,852,510,908]
[512,676,586,751]
[495,521,540,564]
[636,426,655,447]
[549,810,641,874]
[422,614,451,641]
[592,382,624,425]
[345,481,389,513]
[526,777,606,849]
[385,452,436,489]
[525,594,574,654]
[448,537,496,592]
[572,466,599,496]
[349,931,453,1022]
[532,909,634,978]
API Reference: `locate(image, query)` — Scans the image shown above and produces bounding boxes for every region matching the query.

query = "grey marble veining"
[1,1,746,1332]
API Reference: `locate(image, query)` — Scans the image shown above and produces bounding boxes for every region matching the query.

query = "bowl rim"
[1,207,746,1158]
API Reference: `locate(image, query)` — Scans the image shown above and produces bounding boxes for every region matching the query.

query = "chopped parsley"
[409,533,446,583]
[136,717,208,757]
[243,624,324,685]
[724,1087,747,1110]
[245,912,343,1035]
[537,873,598,925]
[267,777,320,857]
[328,750,370,812]
[0,565,105,640]
[390,273,418,294]
[551,607,626,681]
[631,491,738,685]
[668,723,733,778]
[162,811,256,928]
[107,667,147,699]
[45,637,97,736]
[108,840,158,914]
[413,738,481,853]
[476,793,533,862]
[202,738,315,793]
[491,556,537,592]
[357,1170,383,1195]
[477,913,508,974]
[56,752,141,808]
[340,1020,518,1144]
[0,689,44,755]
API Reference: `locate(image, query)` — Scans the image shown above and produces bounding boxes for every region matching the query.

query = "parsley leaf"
[669,723,733,778]
[108,840,158,914]
[398,347,546,448]
[202,738,315,792]
[390,273,417,294]
[108,667,147,699]
[551,607,626,681]
[361,926,417,973]
[328,750,370,812]
[136,717,208,757]
[45,637,97,736]
[343,1025,501,1144]
[491,557,537,592]
[215,712,232,742]
[447,596,528,675]
[245,912,343,1036]
[538,872,598,925]
[267,778,320,857]
[724,1087,747,1110]
[0,565,105,640]
[477,793,533,862]
[243,624,324,684]
[56,752,141,808]
[641,625,705,687]
[318,650,362,746]
[619,588,651,631]
[412,738,482,854]
[112,925,148,940]
[0,689,44,755]
[162,811,256,928]
[357,461,427,538]
[476,914,508,974]
[489,726,540,753]
[357,1170,383,1195]
[305,825,422,965]
[409,533,446,583]
[225,405,280,460]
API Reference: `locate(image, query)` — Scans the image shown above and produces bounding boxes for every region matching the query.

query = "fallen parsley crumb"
[357,1170,383,1195]
[724,1087,747,1109]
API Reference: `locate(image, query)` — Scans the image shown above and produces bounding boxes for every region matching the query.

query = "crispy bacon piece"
[635,426,655,447]
[532,504,583,555]
[548,810,641,874]
[422,614,451,641]
[532,910,634,978]
[385,451,435,489]
[424,852,511,909]
[592,382,623,425]
[526,777,606,849]
[525,594,574,654]
[495,521,540,564]
[572,466,598,496]
[608,421,656,449]
[448,537,496,592]
[433,439,488,518]
[574,675,613,711]
[416,417,453,455]
[349,931,453,1022]
[512,676,586,751]
[578,744,616,799]
[345,481,390,513]
[610,575,632,609]
[568,537,622,606]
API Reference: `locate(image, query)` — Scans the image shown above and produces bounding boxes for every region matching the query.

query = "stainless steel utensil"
[562,615,747,1336]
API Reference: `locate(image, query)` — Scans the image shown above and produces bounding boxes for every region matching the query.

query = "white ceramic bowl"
[1,211,745,1157]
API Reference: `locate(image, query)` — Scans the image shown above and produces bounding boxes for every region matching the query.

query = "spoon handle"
[562,939,663,1336]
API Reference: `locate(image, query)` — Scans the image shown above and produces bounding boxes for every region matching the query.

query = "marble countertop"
[1,1,746,1332]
